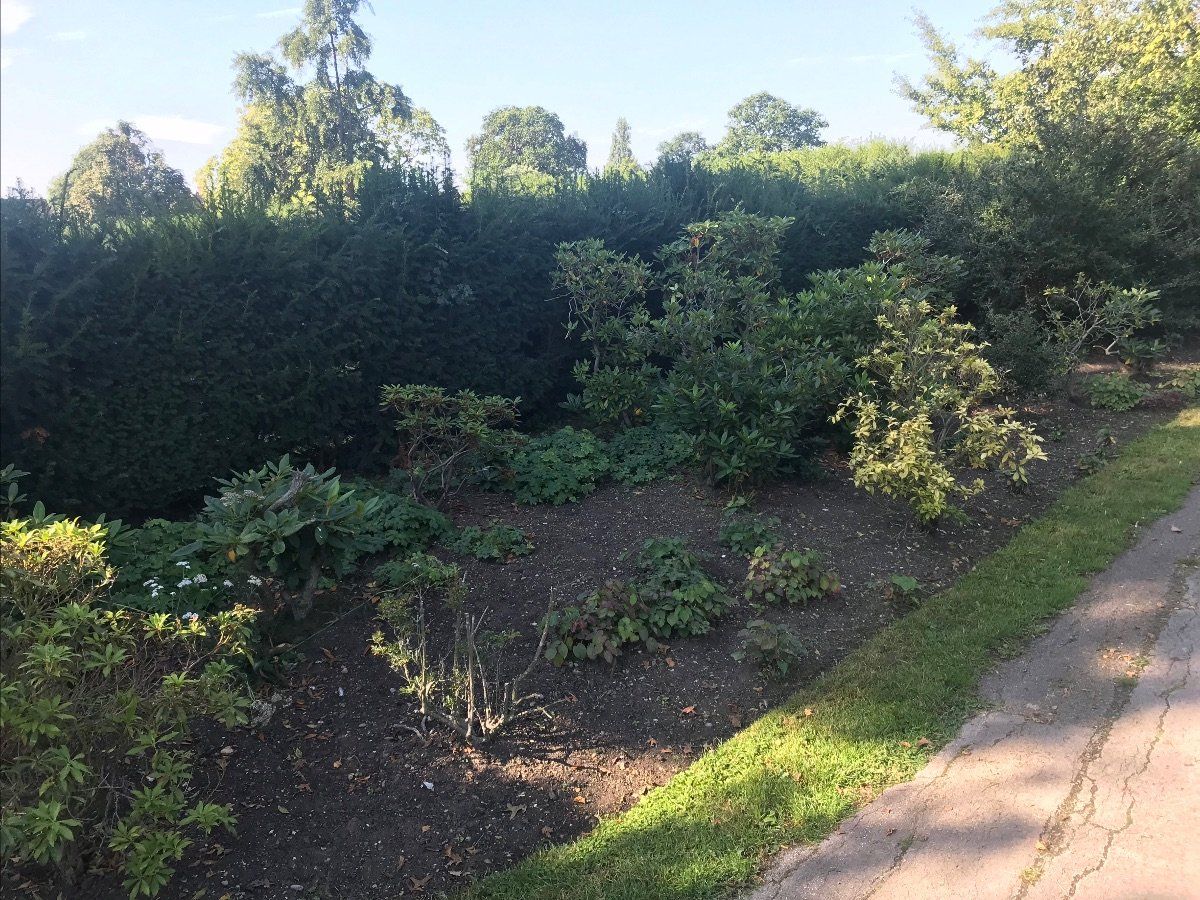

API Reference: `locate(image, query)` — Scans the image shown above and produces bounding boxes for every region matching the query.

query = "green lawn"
[464,407,1200,900]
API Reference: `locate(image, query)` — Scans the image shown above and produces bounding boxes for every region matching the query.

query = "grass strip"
[466,407,1200,900]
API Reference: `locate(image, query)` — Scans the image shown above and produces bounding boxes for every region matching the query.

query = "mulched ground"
[12,379,1191,900]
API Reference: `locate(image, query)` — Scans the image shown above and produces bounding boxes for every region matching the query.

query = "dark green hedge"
[3,142,1194,516]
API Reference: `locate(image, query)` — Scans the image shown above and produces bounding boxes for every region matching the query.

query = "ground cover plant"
[0,516,254,898]
[463,408,1199,900]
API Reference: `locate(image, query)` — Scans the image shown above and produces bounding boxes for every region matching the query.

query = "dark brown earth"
[9,374,1191,900]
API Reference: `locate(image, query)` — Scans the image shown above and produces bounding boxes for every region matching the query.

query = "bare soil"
[9,385,1189,900]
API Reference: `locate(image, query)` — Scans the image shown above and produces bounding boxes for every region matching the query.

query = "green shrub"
[982,307,1059,395]
[185,456,379,619]
[732,619,807,677]
[346,482,453,559]
[635,537,731,639]
[544,581,650,665]
[1162,369,1200,399]
[1117,336,1167,374]
[545,537,730,666]
[834,299,1046,525]
[510,427,610,505]
[106,519,244,615]
[605,425,695,485]
[882,573,921,606]
[0,517,253,897]
[1085,373,1149,411]
[744,547,840,605]
[447,524,534,562]
[718,513,782,556]
[2,463,28,518]
[372,551,460,592]
[379,384,520,508]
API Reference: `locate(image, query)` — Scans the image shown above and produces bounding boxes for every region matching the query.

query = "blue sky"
[0,0,998,194]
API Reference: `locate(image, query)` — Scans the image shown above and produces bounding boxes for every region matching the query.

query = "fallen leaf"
[572,795,588,804]
[507,804,527,819]
[322,647,337,662]
[665,657,676,668]
[900,740,912,748]
[420,824,431,833]
[916,737,931,748]
[408,873,431,892]
[680,705,696,715]
[332,759,342,769]
[540,826,553,838]
[803,708,813,717]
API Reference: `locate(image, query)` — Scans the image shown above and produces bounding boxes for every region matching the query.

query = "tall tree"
[655,131,709,167]
[897,0,1199,159]
[201,0,445,212]
[465,106,588,189]
[604,117,640,176]
[48,121,194,228]
[715,92,828,155]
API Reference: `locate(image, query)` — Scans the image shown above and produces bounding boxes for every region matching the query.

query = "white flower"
[222,579,234,588]
[177,578,193,588]
[182,612,199,622]
[176,561,190,568]
[194,573,208,584]
[247,575,263,586]
[143,579,158,587]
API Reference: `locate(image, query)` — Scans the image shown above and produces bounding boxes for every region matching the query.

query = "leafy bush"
[372,551,459,592]
[1038,277,1161,382]
[604,425,695,485]
[185,457,378,619]
[882,574,921,606]
[1,516,253,897]
[834,299,1046,525]
[545,537,730,666]
[544,581,650,665]
[2,463,28,518]
[982,307,1059,396]
[634,537,731,639]
[1085,373,1149,411]
[1162,369,1200,399]
[1117,336,1167,374]
[106,519,244,615]
[447,524,534,562]
[733,619,807,678]
[345,482,453,559]
[510,427,610,505]
[379,384,519,507]
[744,547,840,605]
[718,513,782,556]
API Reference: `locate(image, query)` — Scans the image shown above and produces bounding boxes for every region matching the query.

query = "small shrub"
[1075,428,1119,476]
[370,557,551,743]
[834,299,1046,525]
[545,537,730,666]
[108,519,242,615]
[605,425,695,485]
[346,482,453,559]
[510,427,610,505]
[1038,277,1161,381]
[1085,374,1149,411]
[186,456,378,620]
[744,547,840,605]
[1162,369,1200,399]
[982,308,1059,395]
[1,517,253,897]
[635,537,731,639]
[882,573,921,606]
[1117,336,1167,374]
[718,512,782,556]
[544,580,650,665]
[733,619,807,678]
[379,384,520,507]
[447,524,534,562]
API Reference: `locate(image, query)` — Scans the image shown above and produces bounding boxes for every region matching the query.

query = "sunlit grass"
[466,407,1200,900]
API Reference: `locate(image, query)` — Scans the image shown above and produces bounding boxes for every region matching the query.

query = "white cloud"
[133,115,225,145]
[0,0,32,36]
[256,7,300,18]
[51,30,87,42]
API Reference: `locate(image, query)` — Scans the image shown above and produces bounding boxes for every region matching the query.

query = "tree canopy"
[200,0,446,213]
[715,92,828,155]
[465,105,588,189]
[655,131,709,167]
[604,117,640,177]
[898,0,1199,160]
[48,122,194,228]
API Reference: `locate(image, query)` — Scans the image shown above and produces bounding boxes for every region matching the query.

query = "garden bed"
[29,396,1182,900]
